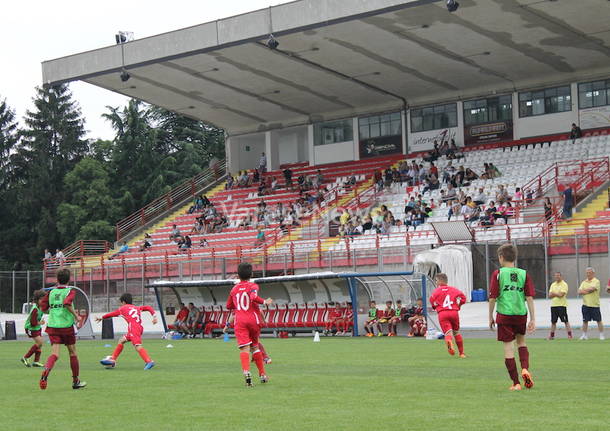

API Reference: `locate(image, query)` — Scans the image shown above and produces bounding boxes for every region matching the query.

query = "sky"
[1,0,288,141]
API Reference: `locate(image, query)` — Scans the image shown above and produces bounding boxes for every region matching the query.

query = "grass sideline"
[0,337,608,431]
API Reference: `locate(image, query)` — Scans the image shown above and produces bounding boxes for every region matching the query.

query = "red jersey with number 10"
[430,285,467,313]
[226,281,265,325]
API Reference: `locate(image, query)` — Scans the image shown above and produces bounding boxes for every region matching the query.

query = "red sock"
[24,345,38,359]
[504,358,520,385]
[518,346,529,370]
[35,347,42,362]
[69,355,79,381]
[549,331,555,338]
[112,344,124,360]
[252,350,266,376]
[455,334,464,355]
[445,334,453,344]
[137,348,152,363]
[258,343,268,360]
[567,330,572,337]
[44,354,58,372]
[240,351,250,373]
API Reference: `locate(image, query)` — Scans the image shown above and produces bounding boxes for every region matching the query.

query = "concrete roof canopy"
[42,0,610,136]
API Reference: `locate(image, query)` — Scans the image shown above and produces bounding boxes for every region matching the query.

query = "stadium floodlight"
[266,34,280,50]
[446,0,459,12]
[115,31,134,45]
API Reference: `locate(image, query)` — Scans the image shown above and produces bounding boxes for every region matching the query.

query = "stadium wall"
[228,78,610,173]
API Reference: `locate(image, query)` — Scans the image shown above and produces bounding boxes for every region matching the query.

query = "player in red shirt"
[95,293,158,370]
[323,302,343,335]
[224,312,272,364]
[430,273,467,358]
[226,262,273,387]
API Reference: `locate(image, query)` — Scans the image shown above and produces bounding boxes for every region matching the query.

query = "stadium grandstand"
[36,0,610,325]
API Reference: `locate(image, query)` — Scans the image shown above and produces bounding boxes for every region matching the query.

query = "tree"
[0,97,18,191]
[10,85,89,261]
[56,157,120,243]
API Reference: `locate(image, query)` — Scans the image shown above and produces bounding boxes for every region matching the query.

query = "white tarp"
[413,245,473,301]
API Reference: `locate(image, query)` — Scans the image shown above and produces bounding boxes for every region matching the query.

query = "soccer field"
[0,337,608,431]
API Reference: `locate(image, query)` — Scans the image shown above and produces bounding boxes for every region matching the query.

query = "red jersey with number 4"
[226,281,265,326]
[102,304,155,335]
[430,285,467,313]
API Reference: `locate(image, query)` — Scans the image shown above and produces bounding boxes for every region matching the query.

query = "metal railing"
[115,159,226,241]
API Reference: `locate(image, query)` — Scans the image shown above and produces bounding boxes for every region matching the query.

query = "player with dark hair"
[226,262,273,386]
[21,290,47,368]
[489,243,536,391]
[38,269,86,390]
[363,300,378,337]
[96,293,157,370]
[430,273,467,358]
[407,298,426,337]
[388,300,405,336]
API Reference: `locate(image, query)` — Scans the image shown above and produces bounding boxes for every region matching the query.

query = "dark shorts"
[46,327,76,345]
[496,314,527,342]
[582,305,602,322]
[551,306,569,324]
[26,329,42,338]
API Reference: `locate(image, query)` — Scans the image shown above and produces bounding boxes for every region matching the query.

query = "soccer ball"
[100,356,116,369]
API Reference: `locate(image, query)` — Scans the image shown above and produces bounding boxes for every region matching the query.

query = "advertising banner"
[464,121,513,146]
[409,127,459,152]
[579,106,610,129]
[359,135,403,159]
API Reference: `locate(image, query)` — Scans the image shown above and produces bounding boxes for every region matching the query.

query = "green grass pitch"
[0,337,608,431]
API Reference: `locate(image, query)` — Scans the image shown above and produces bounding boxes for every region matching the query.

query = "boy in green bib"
[38,269,86,390]
[363,301,379,337]
[21,290,47,367]
[488,244,536,391]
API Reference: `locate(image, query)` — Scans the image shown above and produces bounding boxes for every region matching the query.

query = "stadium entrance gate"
[146,271,437,336]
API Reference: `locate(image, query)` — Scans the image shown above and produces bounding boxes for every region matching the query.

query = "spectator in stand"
[442,161,456,183]
[109,242,129,260]
[225,175,234,190]
[55,249,66,267]
[496,185,509,204]
[139,233,153,252]
[447,199,462,221]
[362,216,373,232]
[173,303,189,334]
[190,219,204,235]
[44,249,52,262]
[169,224,181,241]
[199,237,209,248]
[340,209,351,226]
[283,167,293,189]
[374,170,384,191]
[474,187,488,206]
[316,169,325,187]
[179,235,192,251]
[465,168,479,182]
[460,197,478,222]
[254,227,265,248]
[562,185,574,220]
[489,163,501,178]
[569,123,582,142]
[480,208,495,227]
[513,187,523,203]
[258,152,267,173]
[544,197,553,228]
[443,184,457,202]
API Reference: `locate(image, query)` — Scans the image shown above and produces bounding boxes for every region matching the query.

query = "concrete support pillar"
[308,124,315,166]
[401,110,408,155]
[226,136,239,175]
[353,117,360,161]
[265,131,280,171]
